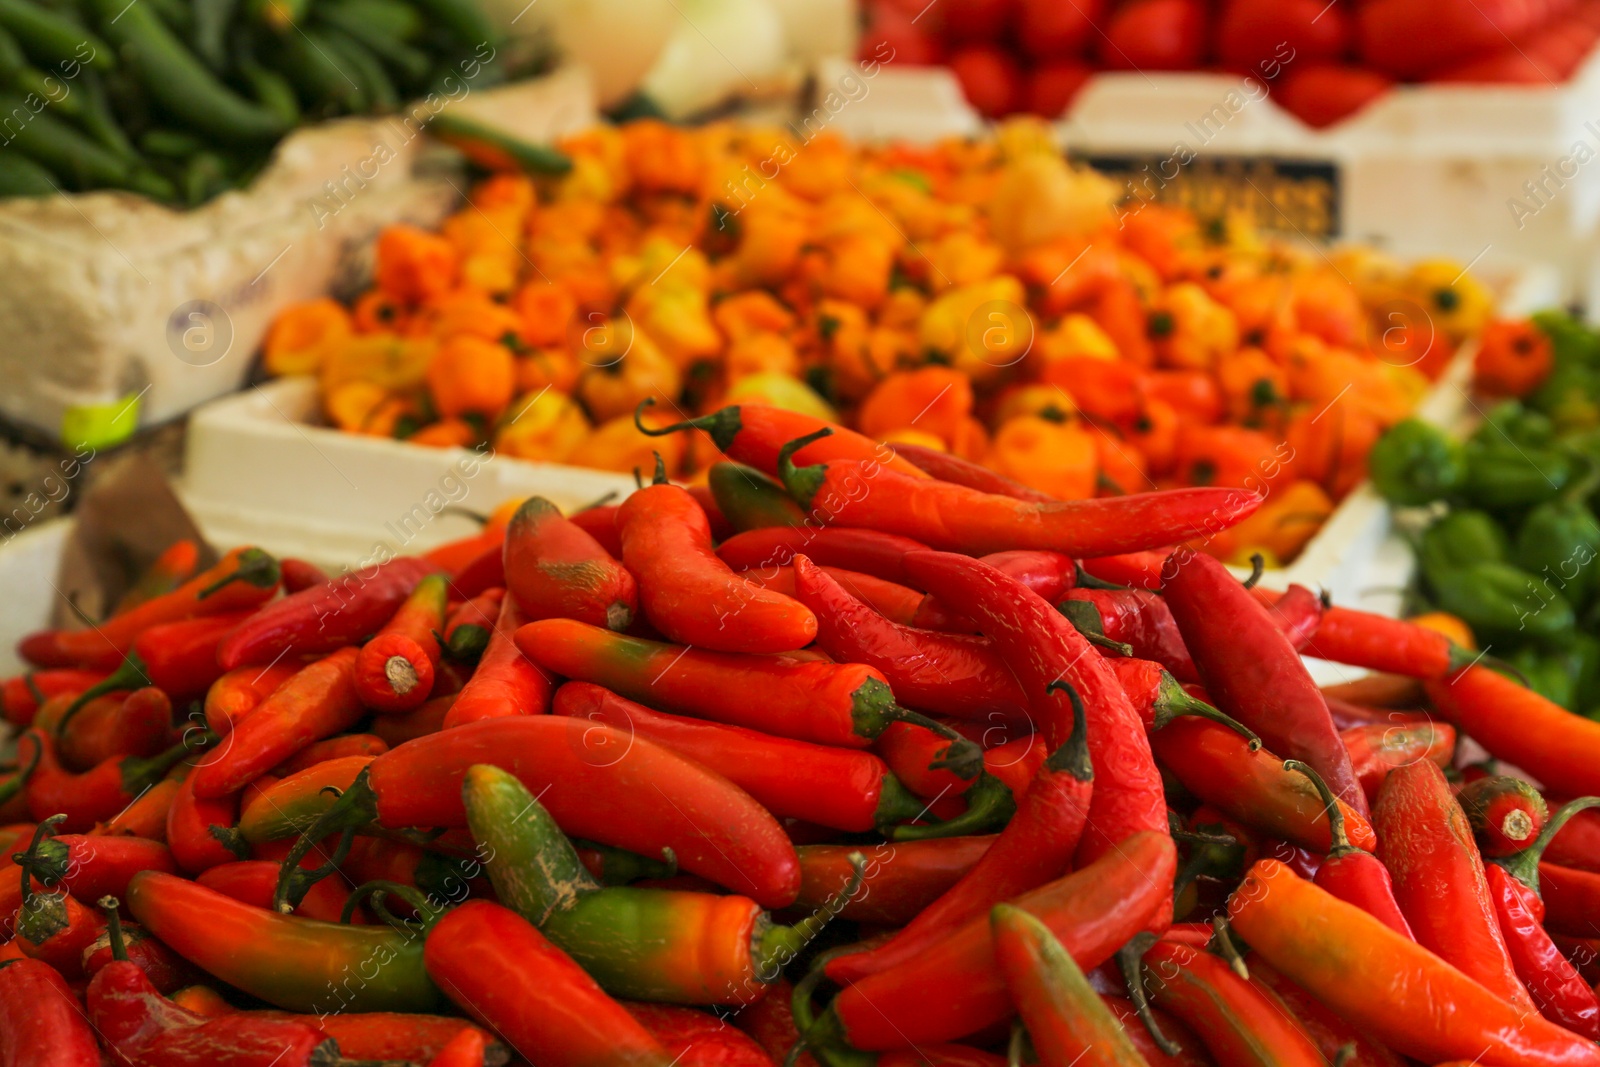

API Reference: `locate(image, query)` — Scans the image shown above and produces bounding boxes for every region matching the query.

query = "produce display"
[264,117,1490,567]
[858,0,1600,125]
[1371,310,1600,718]
[4,416,1600,1066]
[0,0,525,204]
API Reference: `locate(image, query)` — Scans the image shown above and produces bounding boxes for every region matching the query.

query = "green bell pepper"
[1531,309,1600,370]
[1367,418,1466,507]
[1419,509,1511,591]
[1515,498,1600,612]
[1428,560,1574,645]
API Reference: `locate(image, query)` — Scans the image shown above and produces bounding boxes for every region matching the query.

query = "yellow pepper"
[919,276,1032,386]
[1406,258,1493,343]
[494,390,591,463]
[575,322,682,422]
[820,234,895,311]
[625,286,722,370]
[1212,479,1332,567]
[1149,282,1240,370]
[324,380,392,434]
[319,333,436,393]
[581,411,689,476]
[925,231,1003,292]
[994,383,1077,425]
[723,373,837,422]
[1034,313,1119,368]
[263,299,352,377]
[726,331,800,382]
[713,291,795,341]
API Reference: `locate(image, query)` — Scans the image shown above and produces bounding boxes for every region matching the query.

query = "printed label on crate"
[1082,154,1342,239]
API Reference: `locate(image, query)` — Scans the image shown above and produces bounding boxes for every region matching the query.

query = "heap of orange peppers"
[263,116,1493,567]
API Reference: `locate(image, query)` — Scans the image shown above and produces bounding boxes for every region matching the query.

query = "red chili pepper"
[449,540,506,600]
[624,1002,773,1067]
[552,682,925,834]
[190,647,363,799]
[114,540,203,615]
[81,921,196,995]
[869,722,1014,840]
[0,958,101,1067]
[424,899,673,1066]
[517,618,961,751]
[912,550,1077,631]
[425,528,502,574]
[355,633,436,714]
[275,717,801,909]
[894,440,1055,501]
[370,694,454,747]
[1064,588,1196,681]
[639,400,929,481]
[1341,720,1456,806]
[1140,939,1325,1067]
[1080,550,1170,590]
[1102,656,1256,737]
[235,758,373,851]
[504,496,638,632]
[374,573,449,663]
[273,733,388,776]
[568,505,623,558]
[791,838,994,925]
[10,824,176,902]
[1490,862,1600,1039]
[242,1012,506,1064]
[277,558,329,593]
[1285,760,1413,940]
[202,663,300,738]
[1151,719,1375,853]
[1462,776,1549,858]
[744,563,927,627]
[800,831,1175,1051]
[196,861,357,924]
[1429,666,1600,799]
[992,903,1148,1067]
[827,690,1092,987]
[618,471,817,654]
[902,551,1168,883]
[217,556,435,669]
[777,429,1261,556]
[1300,602,1479,680]
[165,773,246,876]
[20,547,279,670]
[1,669,108,727]
[442,587,504,662]
[1373,757,1536,1014]
[1326,697,1432,730]
[21,729,196,833]
[11,834,104,978]
[1547,799,1600,872]
[716,526,929,584]
[441,595,550,728]
[734,978,821,1067]
[98,769,184,840]
[50,688,172,772]
[1544,862,1600,938]
[1246,959,1407,1067]
[1229,858,1600,1067]
[1098,995,1214,1067]
[1163,552,1366,816]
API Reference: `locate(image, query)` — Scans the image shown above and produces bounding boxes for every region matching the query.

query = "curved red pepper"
[81,922,196,995]
[792,838,994,925]
[568,505,623,558]
[22,729,195,833]
[1080,550,1170,590]
[1340,720,1455,806]
[441,595,550,728]
[441,587,504,662]
[1489,864,1600,1039]
[1163,552,1366,816]
[202,663,300,738]
[1098,994,1215,1067]
[552,682,924,834]
[893,440,1054,501]
[355,633,436,714]
[1428,666,1600,799]
[1,668,109,727]
[827,689,1092,986]
[901,551,1168,879]
[449,540,505,600]
[1372,757,1536,1014]
[1141,939,1324,1067]
[716,526,929,584]
[1297,601,1479,679]
[166,773,246,876]
[624,1002,773,1067]
[639,400,929,481]
[744,563,926,627]
[505,495,638,632]
[373,572,449,662]
[242,1012,505,1064]
[217,556,434,669]
[912,550,1076,632]
[1064,588,1198,681]
[618,476,817,654]
[1543,862,1600,938]
[115,539,202,615]
[424,900,673,1067]
[1247,959,1407,1067]
[1285,760,1413,940]
[1547,800,1600,872]
[778,430,1261,557]
[1461,776,1549,858]
[0,958,101,1066]
[49,688,171,772]
[278,557,329,593]
[11,830,176,903]
[868,722,1014,840]
[273,733,387,776]
[190,647,364,800]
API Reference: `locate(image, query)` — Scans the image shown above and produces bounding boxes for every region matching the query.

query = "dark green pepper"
[1461,441,1572,511]
[1428,561,1573,645]
[1515,499,1600,612]
[1531,309,1600,370]
[1367,418,1466,507]
[1558,633,1600,714]
[1419,509,1510,591]
[1476,401,1555,449]
[707,462,805,533]
[1527,362,1600,434]
[1508,646,1576,712]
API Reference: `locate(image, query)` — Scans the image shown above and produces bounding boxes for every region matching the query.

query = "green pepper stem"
[1043,680,1093,782]
[776,427,834,511]
[0,739,41,809]
[577,490,619,512]
[872,773,929,833]
[121,731,213,796]
[1073,563,1129,591]
[1209,915,1249,980]
[99,896,128,961]
[892,771,1016,842]
[273,770,380,913]
[650,452,669,486]
[790,964,873,1067]
[199,547,281,597]
[54,653,152,739]
[756,853,866,976]
[1241,554,1266,589]
[1118,932,1181,1057]
[1283,760,1356,859]
[573,840,677,885]
[12,815,67,909]
[1498,795,1600,894]
[1150,674,1261,750]
[1007,1020,1029,1067]
[341,879,443,931]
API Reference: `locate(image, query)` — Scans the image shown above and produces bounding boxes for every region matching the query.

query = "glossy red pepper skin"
[1542,862,1600,938]
[715,527,929,584]
[1152,719,1376,852]
[1080,550,1170,590]
[734,978,822,1067]
[13,833,176,902]
[505,496,638,632]
[449,540,505,600]
[244,1013,505,1064]
[1373,758,1536,1014]
[1285,760,1413,940]
[0,958,102,1067]
[742,563,926,627]
[442,596,552,728]
[902,551,1168,878]
[552,682,920,834]
[1487,864,1600,1039]
[22,730,192,833]
[1547,802,1600,872]
[278,558,329,593]
[894,440,1055,501]
[791,838,994,924]
[51,689,172,771]
[115,540,203,614]
[1164,553,1366,815]
[518,618,919,750]
[1429,666,1600,799]
[1062,588,1200,681]
[424,900,673,1067]
[354,633,436,714]
[568,505,623,558]
[191,647,364,799]
[273,734,388,776]
[217,556,435,669]
[828,714,1092,986]
[1245,960,1406,1067]
[134,612,253,701]
[197,861,357,924]
[15,884,102,978]
[815,831,1175,1050]
[1341,721,1456,806]
[1,669,109,727]
[1299,601,1476,679]
[619,480,817,654]
[166,773,245,875]
[20,547,280,670]
[912,550,1076,631]
[81,924,196,995]
[624,1002,773,1067]
[202,664,300,738]
[1142,939,1325,1067]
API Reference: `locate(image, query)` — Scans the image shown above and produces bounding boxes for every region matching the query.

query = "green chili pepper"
[708,462,805,532]
[1515,498,1600,612]
[0,91,128,187]
[1419,509,1510,592]
[0,147,55,194]
[1430,560,1574,646]
[0,0,111,71]
[1367,418,1466,507]
[1461,441,1572,511]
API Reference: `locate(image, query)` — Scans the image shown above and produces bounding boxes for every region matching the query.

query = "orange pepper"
[726,331,800,382]
[319,332,435,392]
[1149,282,1240,370]
[812,300,882,402]
[856,366,974,445]
[879,427,948,452]
[1173,423,1290,492]
[820,235,895,310]
[1039,357,1144,427]
[516,348,581,396]
[1089,421,1149,495]
[575,326,682,423]
[620,120,704,197]
[1129,397,1180,478]
[427,335,516,420]
[1210,478,1333,565]
[1474,319,1554,399]
[417,289,523,345]
[1284,403,1382,499]
[949,416,990,463]
[988,415,1097,499]
[352,290,409,334]
[325,381,392,434]
[407,418,480,449]
[1119,204,1205,282]
[495,391,591,463]
[729,198,809,288]
[1145,369,1224,423]
[1016,240,1118,316]
[1408,611,1476,651]
[580,412,689,476]
[1287,346,1412,426]
[1290,271,1366,349]
[994,382,1077,424]
[510,282,578,350]
[712,291,796,340]
[1088,278,1154,367]
[263,299,351,377]
[441,210,523,297]
[1216,347,1289,426]
[1207,269,1293,341]
[375,224,459,304]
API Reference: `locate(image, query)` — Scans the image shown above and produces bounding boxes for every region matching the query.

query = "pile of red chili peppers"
[5,399,1600,1067]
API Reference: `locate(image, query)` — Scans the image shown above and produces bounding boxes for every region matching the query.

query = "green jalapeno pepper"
[1461,441,1573,511]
